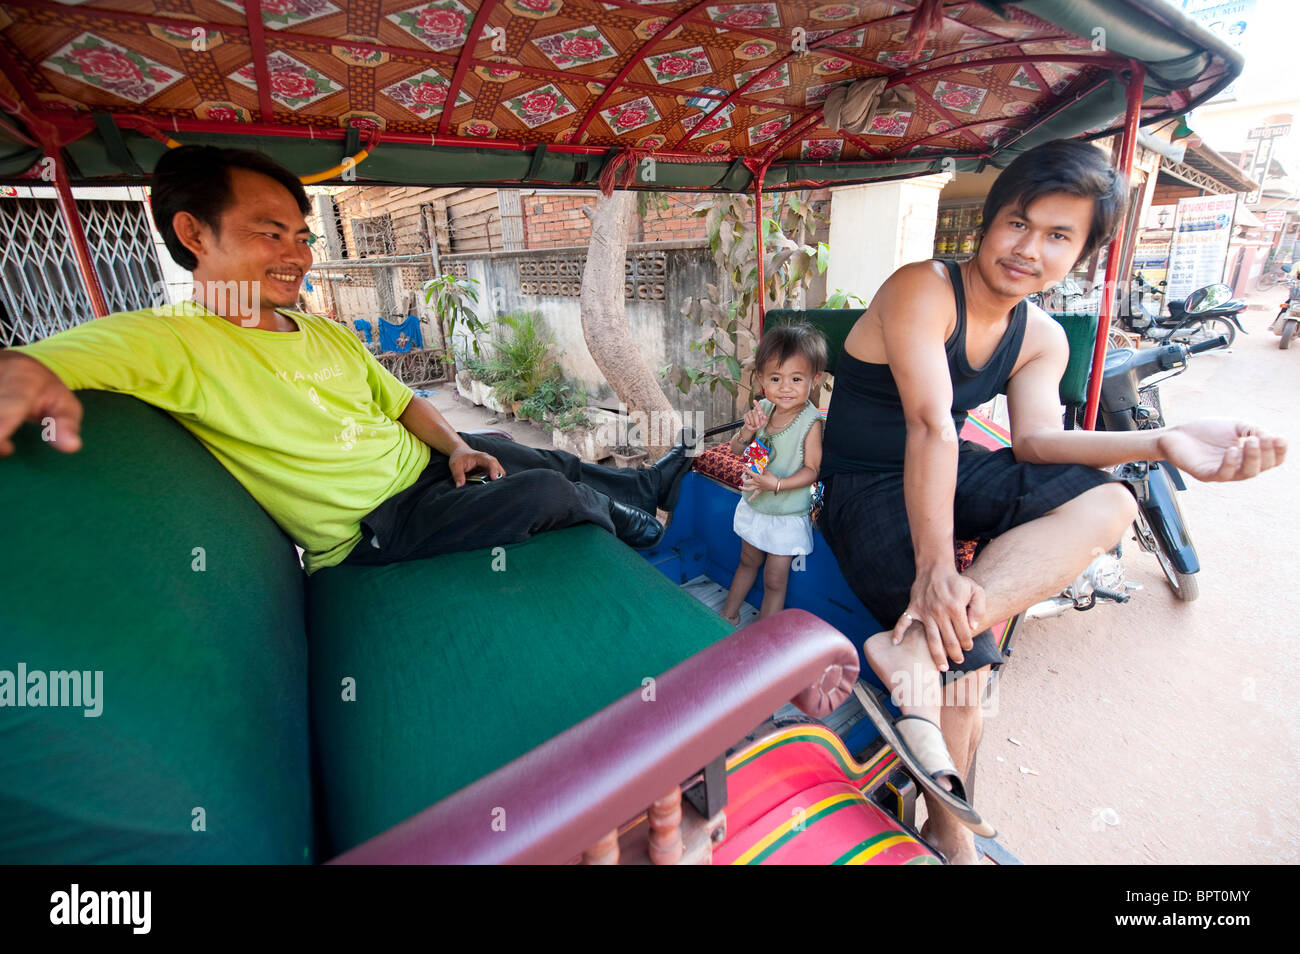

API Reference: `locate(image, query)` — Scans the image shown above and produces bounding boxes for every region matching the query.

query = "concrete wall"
[444,239,737,426]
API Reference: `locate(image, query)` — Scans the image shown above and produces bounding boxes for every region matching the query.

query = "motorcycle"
[1270,274,1300,350]
[1055,299,1230,604]
[1122,275,1245,348]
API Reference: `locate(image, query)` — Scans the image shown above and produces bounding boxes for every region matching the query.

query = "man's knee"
[506,469,581,515]
[1090,482,1139,539]
[1052,481,1137,542]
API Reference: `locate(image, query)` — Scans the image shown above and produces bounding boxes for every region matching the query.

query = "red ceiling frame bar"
[898,115,1032,152]
[888,34,1072,74]
[437,0,501,136]
[597,1,920,87]
[903,52,1125,83]
[243,0,276,123]
[47,147,109,318]
[758,112,826,167]
[937,70,1113,165]
[1083,61,1144,432]
[904,80,990,152]
[672,27,896,149]
[571,0,716,142]
[752,159,769,333]
[839,128,886,159]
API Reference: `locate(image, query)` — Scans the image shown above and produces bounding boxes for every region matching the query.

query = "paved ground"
[428,289,1297,864]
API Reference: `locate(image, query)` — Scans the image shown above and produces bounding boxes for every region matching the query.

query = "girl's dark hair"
[755,322,828,377]
[980,139,1128,262]
[150,145,310,270]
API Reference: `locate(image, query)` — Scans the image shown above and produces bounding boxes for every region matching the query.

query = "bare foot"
[863,629,944,726]
[920,819,981,865]
[722,611,740,625]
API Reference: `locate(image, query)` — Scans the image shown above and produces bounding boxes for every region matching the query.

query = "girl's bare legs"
[722,540,766,623]
[758,554,793,618]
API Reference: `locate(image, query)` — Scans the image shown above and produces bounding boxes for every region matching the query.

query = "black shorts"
[820,441,1121,676]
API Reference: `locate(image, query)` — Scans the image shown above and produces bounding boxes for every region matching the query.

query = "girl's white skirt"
[733,498,814,556]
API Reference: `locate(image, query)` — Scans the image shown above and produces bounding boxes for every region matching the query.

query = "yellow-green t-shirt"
[11,302,431,573]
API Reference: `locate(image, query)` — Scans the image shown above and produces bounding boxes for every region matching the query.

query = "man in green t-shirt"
[0,147,693,572]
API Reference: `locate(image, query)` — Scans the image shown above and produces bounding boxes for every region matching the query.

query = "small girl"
[721,323,827,623]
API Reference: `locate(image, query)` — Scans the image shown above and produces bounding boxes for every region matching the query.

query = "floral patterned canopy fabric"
[0,0,1240,188]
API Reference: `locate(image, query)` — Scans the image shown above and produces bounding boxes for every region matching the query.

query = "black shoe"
[609,500,664,549]
[651,426,698,512]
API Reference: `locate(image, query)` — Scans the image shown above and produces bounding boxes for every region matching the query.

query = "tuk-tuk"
[0,0,1241,864]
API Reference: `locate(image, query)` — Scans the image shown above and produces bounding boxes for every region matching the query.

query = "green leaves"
[663,190,828,401]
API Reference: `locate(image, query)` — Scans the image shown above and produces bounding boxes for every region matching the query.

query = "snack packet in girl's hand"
[743,438,771,475]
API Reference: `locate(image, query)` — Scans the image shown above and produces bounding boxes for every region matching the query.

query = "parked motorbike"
[1270,275,1300,350]
[1053,328,1229,606]
[1123,275,1245,348]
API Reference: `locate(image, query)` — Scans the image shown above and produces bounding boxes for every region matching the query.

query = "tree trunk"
[580,191,679,459]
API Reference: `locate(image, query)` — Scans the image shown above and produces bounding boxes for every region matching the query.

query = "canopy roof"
[0,0,1242,192]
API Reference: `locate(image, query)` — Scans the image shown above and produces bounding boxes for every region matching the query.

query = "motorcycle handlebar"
[1187,335,1229,355]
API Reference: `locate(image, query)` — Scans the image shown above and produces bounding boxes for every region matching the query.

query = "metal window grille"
[0,197,165,346]
[352,214,396,258]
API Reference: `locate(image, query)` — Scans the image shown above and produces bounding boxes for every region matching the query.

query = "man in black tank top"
[818,140,1286,863]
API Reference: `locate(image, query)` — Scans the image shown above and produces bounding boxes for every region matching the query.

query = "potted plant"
[489,313,557,417]
[609,419,648,468]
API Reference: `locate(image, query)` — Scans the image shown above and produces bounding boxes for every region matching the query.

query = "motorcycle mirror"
[1184,283,1234,314]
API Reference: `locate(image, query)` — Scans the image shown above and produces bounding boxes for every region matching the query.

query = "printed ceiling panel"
[0,0,1243,181]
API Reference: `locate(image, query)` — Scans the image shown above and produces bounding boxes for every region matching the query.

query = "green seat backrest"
[307,524,734,856]
[0,392,314,863]
[771,307,1095,407]
[766,309,861,377]
[1050,312,1100,407]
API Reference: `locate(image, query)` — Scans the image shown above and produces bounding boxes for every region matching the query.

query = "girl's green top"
[748,398,820,517]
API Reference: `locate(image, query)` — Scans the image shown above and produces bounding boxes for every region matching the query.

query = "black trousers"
[341,432,661,565]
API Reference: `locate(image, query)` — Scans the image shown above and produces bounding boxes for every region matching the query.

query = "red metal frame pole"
[49,149,110,318]
[754,162,768,335]
[1083,61,1144,431]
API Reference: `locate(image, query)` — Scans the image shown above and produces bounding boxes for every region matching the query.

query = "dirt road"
[978,294,1298,864]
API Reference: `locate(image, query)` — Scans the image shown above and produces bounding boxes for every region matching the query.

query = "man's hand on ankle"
[894,566,985,672]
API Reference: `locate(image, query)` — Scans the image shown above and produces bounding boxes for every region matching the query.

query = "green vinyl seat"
[0,392,313,863]
[0,390,732,862]
[307,529,731,855]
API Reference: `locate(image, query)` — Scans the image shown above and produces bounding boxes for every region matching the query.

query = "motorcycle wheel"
[1133,509,1200,602]
[1172,316,1236,348]
[1282,319,1298,350]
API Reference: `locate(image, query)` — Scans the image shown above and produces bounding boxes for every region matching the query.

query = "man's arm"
[1008,310,1285,480]
[879,262,984,668]
[397,396,505,484]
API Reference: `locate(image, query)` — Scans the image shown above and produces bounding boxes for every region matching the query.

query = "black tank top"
[820,260,1027,476]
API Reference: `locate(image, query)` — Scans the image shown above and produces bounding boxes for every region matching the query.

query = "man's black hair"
[980,139,1128,263]
[151,146,310,270]
[755,322,829,377]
